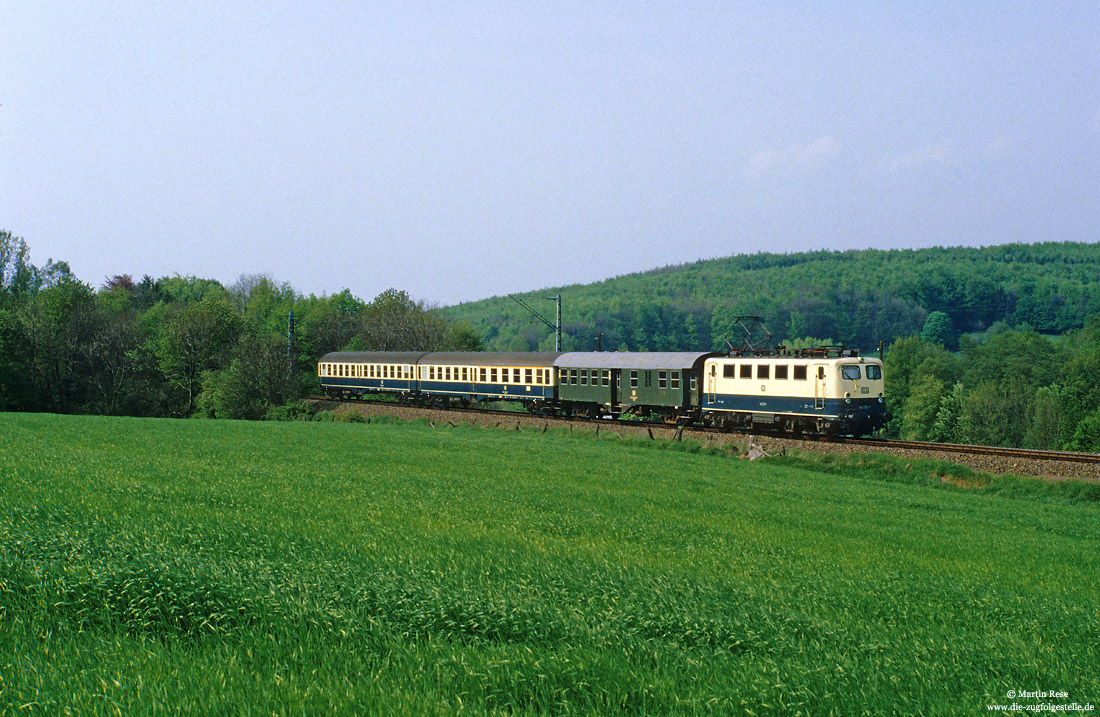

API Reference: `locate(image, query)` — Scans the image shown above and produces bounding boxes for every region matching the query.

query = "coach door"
[814,364,827,410]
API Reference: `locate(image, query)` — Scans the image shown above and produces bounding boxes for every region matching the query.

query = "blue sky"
[3,2,1098,305]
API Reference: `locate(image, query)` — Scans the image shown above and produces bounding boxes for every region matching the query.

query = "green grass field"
[1,413,1098,715]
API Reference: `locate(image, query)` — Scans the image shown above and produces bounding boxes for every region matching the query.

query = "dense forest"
[443,243,1100,354]
[0,230,481,421]
[3,229,1099,451]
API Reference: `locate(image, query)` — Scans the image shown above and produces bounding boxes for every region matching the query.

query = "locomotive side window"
[723,365,735,379]
[794,365,807,380]
[842,365,861,380]
[740,365,752,379]
[775,365,788,380]
[757,365,769,380]
[866,365,882,380]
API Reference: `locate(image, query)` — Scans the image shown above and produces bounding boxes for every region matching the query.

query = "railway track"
[840,438,1100,465]
[307,397,1100,481]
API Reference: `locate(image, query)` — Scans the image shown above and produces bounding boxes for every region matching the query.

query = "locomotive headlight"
[844,397,851,404]
[878,397,884,403]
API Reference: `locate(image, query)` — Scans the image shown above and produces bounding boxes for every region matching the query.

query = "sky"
[3,2,1099,306]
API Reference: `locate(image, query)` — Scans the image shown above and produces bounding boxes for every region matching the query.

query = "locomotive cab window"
[866,365,882,380]
[841,365,861,380]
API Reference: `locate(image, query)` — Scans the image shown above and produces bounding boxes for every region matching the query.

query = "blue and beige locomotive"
[318,345,886,437]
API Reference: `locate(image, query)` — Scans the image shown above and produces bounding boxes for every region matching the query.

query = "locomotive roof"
[555,352,719,370]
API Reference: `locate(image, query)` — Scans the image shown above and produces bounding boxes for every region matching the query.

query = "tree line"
[884,321,1100,452]
[0,230,481,420]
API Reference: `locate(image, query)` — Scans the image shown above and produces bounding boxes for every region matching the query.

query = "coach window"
[602,370,611,386]
[690,375,698,391]
[630,370,639,388]
[566,369,575,385]
[740,365,752,379]
[671,371,680,389]
[525,368,533,384]
[658,370,667,388]
[490,368,498,382]
[775,365,788,380]
[757,365,770,380]
[794,365,807,380]
[579,369,588,386]
[479,368,487,382]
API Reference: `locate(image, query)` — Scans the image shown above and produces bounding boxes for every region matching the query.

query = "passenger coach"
[554,352,717,421]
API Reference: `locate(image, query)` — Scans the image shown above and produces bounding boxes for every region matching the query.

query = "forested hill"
[442,242,1100,353]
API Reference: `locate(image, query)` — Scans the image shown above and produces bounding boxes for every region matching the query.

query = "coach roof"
[420,352,562,367]
[555,352,719,370]
[319,351,430,364]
